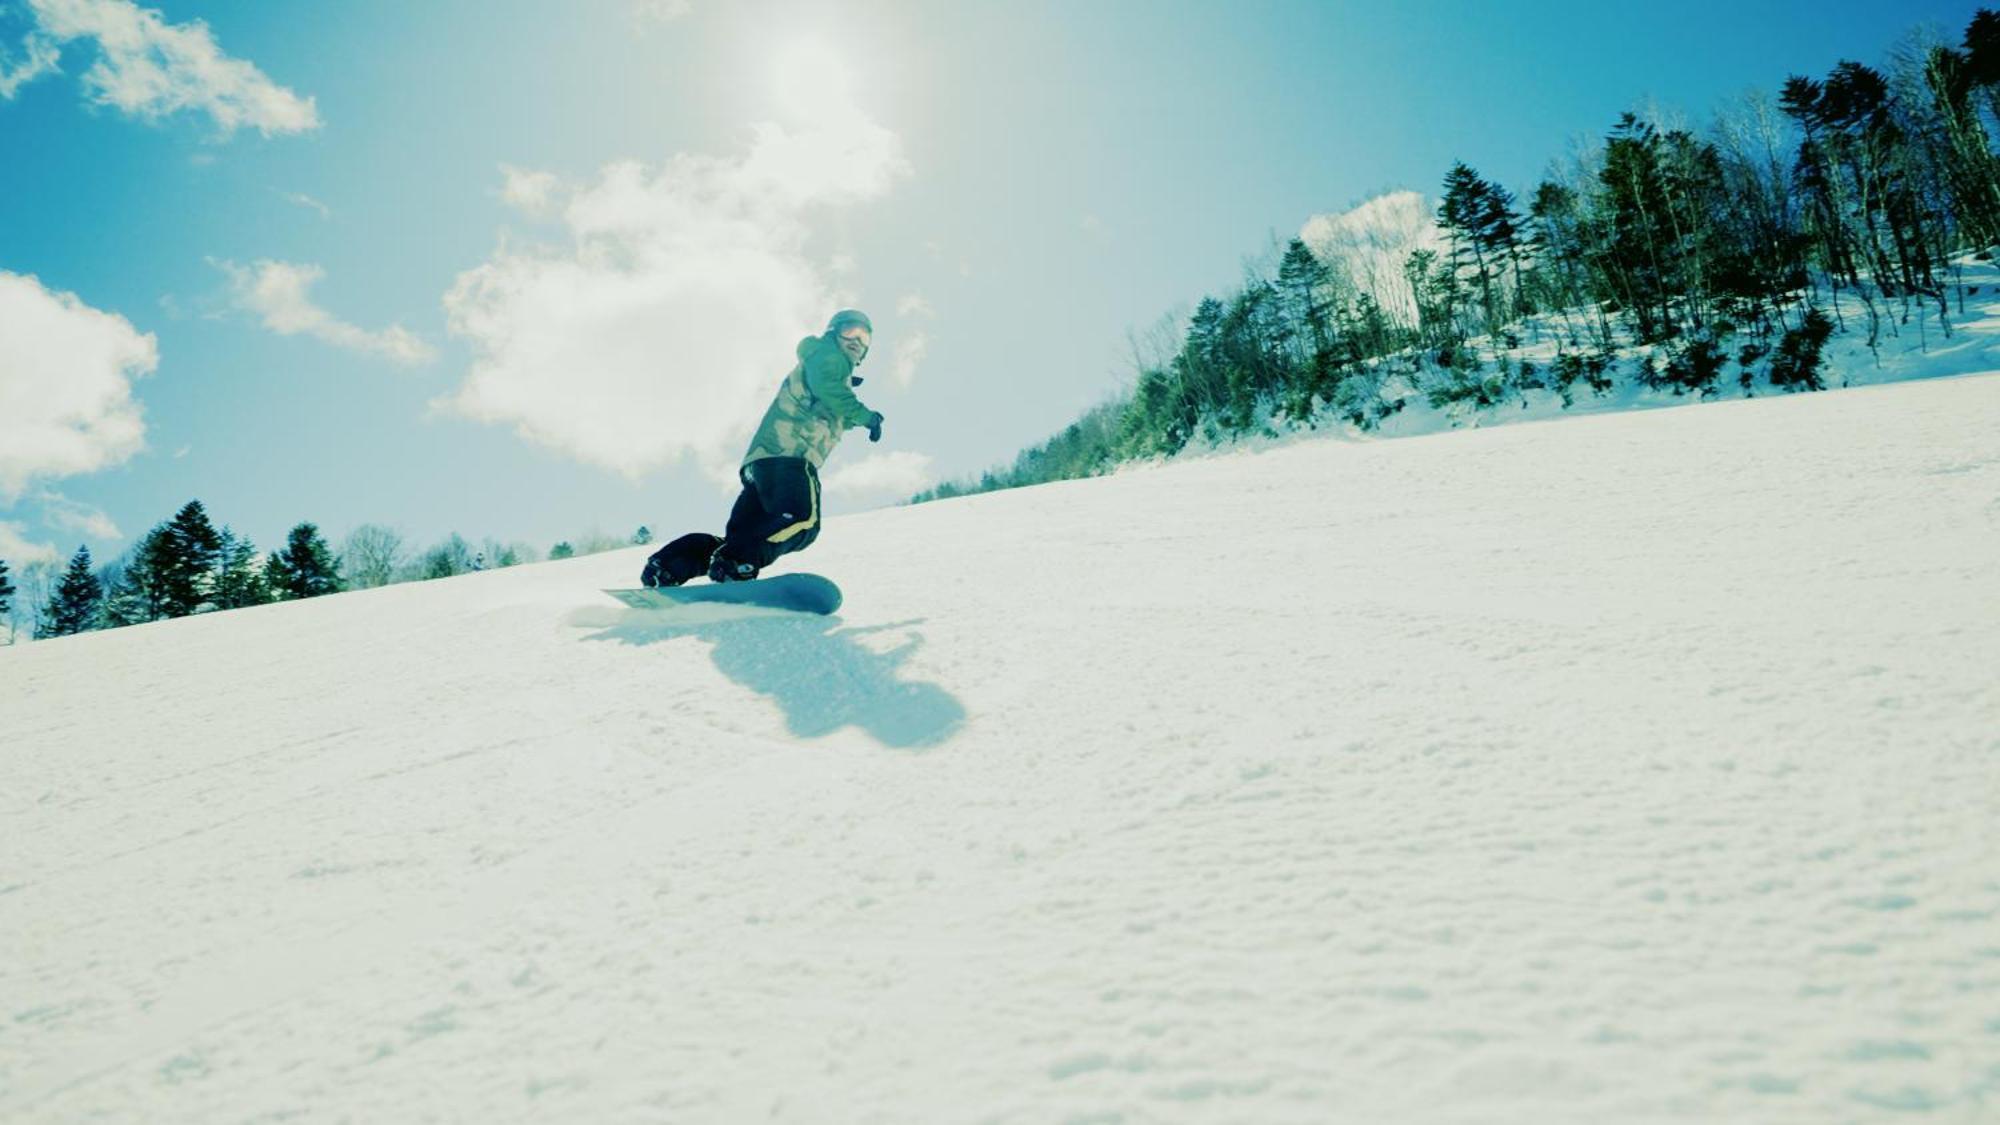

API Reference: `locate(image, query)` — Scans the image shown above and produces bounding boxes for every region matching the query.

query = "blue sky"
[0,0,1984,572]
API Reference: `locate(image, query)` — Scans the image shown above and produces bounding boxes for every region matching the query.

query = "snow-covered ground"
[4,372,1998,1122]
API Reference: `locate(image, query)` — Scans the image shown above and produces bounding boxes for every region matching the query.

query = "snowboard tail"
[604,572,842,616]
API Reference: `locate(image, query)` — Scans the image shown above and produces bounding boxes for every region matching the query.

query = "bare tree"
[8,560,55,642]
[340,524,405,589]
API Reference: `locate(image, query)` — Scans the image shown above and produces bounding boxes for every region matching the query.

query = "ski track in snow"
[3,375,1998,1123]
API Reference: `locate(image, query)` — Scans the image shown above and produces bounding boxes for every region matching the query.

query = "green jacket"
[743,333,878,470]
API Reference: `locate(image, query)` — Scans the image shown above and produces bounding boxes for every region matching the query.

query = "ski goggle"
[837,325,872,348]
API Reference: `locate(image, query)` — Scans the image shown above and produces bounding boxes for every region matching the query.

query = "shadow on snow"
[572,605,966,751]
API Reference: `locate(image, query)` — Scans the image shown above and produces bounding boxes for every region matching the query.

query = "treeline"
[3,501,659,642]
[914,11,2000,504]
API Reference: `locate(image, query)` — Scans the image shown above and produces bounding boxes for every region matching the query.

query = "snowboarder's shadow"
[573,608,965,751]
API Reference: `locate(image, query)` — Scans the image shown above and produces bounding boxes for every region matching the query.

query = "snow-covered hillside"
[4,373,1997,1123]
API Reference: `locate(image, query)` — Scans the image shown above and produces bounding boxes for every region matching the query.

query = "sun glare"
[773,38,858,122]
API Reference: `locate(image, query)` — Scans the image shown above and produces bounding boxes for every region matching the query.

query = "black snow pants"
[721,456,821,568]
[645,456,821,584]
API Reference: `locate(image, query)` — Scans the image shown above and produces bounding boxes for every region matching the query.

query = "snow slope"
[4,373,1998,1123]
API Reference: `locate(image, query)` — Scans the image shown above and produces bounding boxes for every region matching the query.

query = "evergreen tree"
[211,529,272,609]
[36,547,103,638]
[1968,8,2000,86]
[1478,179,1528,322]
[1403,248,1463,350]
[418,533,475,579]
[633,526,653,545]
[1214,282,1286,431]
[267,523,343,599]
[1528,180,1598,342]
[549,541,575,560]
[1275,237,1338,408]
[1176,297,1229,416]
[100,527,173,627]
[907,8,1993,505]
[0,558,12,624]
[1967,9,2000,152]
[157,499,223,616]
[1439,162,1506,334]
[1921,43,2000,250]
[1599,114,1680,341]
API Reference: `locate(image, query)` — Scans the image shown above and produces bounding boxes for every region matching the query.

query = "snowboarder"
[641,309,884,587]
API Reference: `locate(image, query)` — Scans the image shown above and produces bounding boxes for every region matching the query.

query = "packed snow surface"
[5,374,1999,1123]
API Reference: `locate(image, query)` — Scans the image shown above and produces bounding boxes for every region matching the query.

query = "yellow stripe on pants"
[766,469,819,544]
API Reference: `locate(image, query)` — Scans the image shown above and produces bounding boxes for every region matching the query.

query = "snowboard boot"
[707,545,759,584]
[644,532,722,587]
[640,555,677,588]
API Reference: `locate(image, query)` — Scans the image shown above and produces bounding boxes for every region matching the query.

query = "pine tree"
[267,523,343,599]
[0,558,13,622]
[211,529,272,610]
[1968,8,2000,85]
[633,526,653,546]
[1528,180,1595,342]
[1921,43,2000,250]
[1967,9,2000,148]
[549,541,575,560]
[418,533,474,579]
[156,500,224,617]
[1439,162,1504,334]
[1599,115,1680,342]
[36,547,103,638]
[1176,297,1229,416]
[1476,178,1528,323]
[1214,282,1285,431]
[1275,237,1338,406]
[100,527,173,627]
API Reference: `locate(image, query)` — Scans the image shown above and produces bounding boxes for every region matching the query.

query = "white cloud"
[0,31,59,97]
[632,0,694,25]
[440,74,910,482]
[822,450,934,501]
[0,520,61,566]
[499,164,562,217]
[1081,213,1109,241]
[279,190,330,219]
[1299,189,1440,326]
[895,293,933,319]
[36,490,122,540]
[886,330,926,390]
[0,270,153,501]
[22,0,318,136]
[217,259,435,366]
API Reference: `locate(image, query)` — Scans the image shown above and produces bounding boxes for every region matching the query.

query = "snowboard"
[603,572,842,616]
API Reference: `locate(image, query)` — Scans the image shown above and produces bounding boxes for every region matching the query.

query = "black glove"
[866,411,884,443]
[850,375,865,387]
